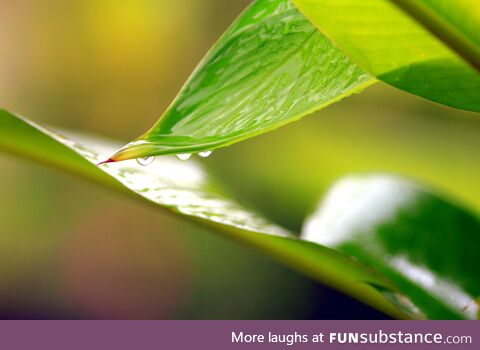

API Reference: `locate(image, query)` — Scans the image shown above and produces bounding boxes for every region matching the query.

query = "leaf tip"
[97,158,115,166]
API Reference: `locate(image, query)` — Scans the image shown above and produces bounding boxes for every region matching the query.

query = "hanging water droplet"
[198,150,212,158]
[176,153,191,161]
[136,156,155,166]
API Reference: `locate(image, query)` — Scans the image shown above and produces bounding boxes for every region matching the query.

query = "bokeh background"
[1,0,480,319]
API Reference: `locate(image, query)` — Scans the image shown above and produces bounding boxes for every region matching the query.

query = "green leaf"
[107,0,373,162]
[0,109,406,319]
[3,110,480,319]
[303,175,480,319]
[293,0,480,112]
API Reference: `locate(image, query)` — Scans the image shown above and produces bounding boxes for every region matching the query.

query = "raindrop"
[136,156,155,166]
[198,150,212,158]
[176,153,191,161]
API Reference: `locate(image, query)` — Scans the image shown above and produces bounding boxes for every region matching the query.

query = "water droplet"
[136,156,154,166]
[176,153,191,161]
[198,150,212,158]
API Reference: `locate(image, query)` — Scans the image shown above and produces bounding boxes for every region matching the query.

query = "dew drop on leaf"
[198,151,212,158]
[176,153,191,161]
[136,156,155,166]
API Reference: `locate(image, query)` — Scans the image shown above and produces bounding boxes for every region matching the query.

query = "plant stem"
[391,0,480,73]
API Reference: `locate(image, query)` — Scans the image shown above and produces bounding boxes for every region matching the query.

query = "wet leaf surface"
[108,0,373,162]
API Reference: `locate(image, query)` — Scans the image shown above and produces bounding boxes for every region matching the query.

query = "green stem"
[391,0,480,73]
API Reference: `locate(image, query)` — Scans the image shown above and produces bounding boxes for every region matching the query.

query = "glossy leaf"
[303,175,480,319]
[293,0,480,112]
[0,109,405,319]
[3,110,480,319]
[107,0,373,162]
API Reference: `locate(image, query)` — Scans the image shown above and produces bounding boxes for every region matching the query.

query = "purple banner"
[0,320,477,349]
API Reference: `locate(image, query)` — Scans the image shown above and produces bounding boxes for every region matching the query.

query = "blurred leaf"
[3,110,480,319]
[293,0,480,112]
[303,175,480,319]
[0,109,406,319]
[107,0,373,162]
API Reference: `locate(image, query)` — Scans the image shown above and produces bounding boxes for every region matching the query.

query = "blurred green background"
[1,0,479,319]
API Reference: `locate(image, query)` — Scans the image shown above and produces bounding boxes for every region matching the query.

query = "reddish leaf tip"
[97,158,115,166]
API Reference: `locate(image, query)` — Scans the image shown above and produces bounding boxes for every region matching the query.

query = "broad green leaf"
[303,175,480,319]
[3,110,480,319]
[107,0,373,162]
[293,0,480,112]
[0,109,406,319]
